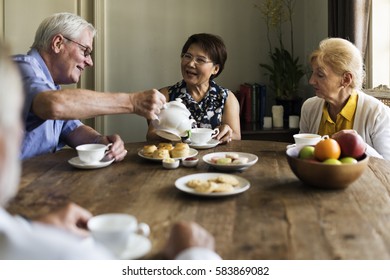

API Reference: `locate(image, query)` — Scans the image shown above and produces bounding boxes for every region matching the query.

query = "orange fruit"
[314,137,341,161]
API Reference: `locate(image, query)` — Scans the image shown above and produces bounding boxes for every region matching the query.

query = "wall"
[103,0,327,142]
[1,0,327,143]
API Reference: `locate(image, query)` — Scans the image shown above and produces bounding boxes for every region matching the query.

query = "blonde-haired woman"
[300,37,390,160]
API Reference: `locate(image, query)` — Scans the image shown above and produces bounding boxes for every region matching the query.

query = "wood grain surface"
[7,140,390,260]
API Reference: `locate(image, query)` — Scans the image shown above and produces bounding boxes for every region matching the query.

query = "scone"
[175,143,189,150]
[142,144,157,157]
[152,148,170,159]
[170,143,190,158]
[158,143,174,151]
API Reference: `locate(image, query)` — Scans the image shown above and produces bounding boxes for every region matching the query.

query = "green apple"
[299,146,315,160]
[323,158,342,165]
[340,157,358,164]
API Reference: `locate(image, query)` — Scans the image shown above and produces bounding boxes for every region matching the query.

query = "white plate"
[82,234,151,260]
[68,157,115,169]
[175,173,250,197]
[202,152,258,171]
[189,139,220,149]
[138,148,198,162]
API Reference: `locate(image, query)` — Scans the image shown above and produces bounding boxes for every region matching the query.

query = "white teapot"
[152,98,195,141]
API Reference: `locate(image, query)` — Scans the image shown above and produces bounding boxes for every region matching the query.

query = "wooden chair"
[365,85,390,107]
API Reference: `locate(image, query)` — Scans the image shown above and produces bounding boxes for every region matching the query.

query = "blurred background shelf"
[241,122,298,142]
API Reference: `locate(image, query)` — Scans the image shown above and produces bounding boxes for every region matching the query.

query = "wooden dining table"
[7,140,390,260]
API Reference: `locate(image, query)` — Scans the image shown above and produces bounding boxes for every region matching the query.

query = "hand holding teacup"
[87,213,150,257]
[190,128,219,144]
[214,124,234,143]
[76,143,113,164]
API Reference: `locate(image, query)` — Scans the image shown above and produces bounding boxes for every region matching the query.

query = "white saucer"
[68,157,115,169]
[119,234,152,260]
[82,234,152,259]
[189,139,220,149]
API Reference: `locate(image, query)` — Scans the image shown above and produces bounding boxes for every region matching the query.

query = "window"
[368,0,390,89]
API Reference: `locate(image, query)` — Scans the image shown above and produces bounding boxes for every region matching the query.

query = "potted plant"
[256,0,305,117]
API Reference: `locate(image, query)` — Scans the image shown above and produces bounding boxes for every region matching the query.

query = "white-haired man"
[13,12,166,161]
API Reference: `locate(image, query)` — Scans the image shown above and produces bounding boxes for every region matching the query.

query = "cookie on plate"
[214,175,239,186]
[213,183,235,193]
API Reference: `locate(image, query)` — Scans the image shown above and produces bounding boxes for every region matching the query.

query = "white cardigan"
[300,90,390,160]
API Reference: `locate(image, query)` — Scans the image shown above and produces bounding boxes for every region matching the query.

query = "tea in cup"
[76,143,112,164]
[87,213,150,257]
[293,133,322,148]
[190,128,219,144]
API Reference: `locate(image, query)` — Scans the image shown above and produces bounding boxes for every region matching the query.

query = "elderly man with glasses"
[13,12,166,161]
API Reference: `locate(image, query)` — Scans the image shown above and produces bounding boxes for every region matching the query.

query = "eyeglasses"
[181,53,213,65]
[63,36,92,57]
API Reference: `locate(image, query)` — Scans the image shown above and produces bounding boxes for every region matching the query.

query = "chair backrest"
[364,86,390,107]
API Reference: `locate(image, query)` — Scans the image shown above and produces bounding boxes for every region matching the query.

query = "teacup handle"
[136,222,150,237]
[211,128,219,138]
[190,119,196,129]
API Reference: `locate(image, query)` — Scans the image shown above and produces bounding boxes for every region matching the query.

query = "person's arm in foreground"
[34,202,92,237]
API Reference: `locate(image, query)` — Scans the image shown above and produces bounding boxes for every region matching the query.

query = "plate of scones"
[175,173,250,197]
[138,142,198,161]
[202,152,258,171]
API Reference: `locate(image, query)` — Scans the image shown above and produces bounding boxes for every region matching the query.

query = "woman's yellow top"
[318,92,358,136]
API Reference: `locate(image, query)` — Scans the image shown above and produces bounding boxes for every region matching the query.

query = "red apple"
[332,130,366,159]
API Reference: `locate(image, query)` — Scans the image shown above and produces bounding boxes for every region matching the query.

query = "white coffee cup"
[293,133,322,147]
[190,128,219,144]
[87,213,150,256]
[76,143,112,164]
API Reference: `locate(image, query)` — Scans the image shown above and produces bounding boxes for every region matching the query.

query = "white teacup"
[293,133,322,148]
[190,128,219,144]
[76,143,112,164]
[87,213,150,256]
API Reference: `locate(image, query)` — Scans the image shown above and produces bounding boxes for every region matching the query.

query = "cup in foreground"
[87,213,149,256]
[190,128,219,144]
[76,143,112,164]
[293,133,321,148]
